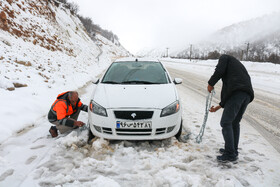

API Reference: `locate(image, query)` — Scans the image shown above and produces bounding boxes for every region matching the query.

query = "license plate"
[116,121,152,129]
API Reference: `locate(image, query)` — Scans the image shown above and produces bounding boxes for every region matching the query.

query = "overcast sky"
[69,0,280,54]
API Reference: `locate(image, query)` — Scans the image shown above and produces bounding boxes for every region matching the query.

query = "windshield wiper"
[102,81,120,84]
[121,80,158,84]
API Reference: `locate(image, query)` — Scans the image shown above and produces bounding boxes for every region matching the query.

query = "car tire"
[88,124,95,144]
[175,120,183,140]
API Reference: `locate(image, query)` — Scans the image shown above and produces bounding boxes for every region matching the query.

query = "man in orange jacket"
[48,91,88,137]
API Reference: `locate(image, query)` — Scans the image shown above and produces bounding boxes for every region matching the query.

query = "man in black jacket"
[208,54,254,162]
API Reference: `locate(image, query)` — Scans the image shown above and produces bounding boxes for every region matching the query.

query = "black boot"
[49,126,58,137]
[219,148,238,156]
[217,154,238,163]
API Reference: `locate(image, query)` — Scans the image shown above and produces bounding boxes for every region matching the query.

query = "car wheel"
[175,120,183,140]
[87,124,95,144]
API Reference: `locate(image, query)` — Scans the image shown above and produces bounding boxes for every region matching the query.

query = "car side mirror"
[92,78,99,84]
[173,78,182,84]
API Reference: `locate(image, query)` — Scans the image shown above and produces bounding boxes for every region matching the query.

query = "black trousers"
[220,91,251,157]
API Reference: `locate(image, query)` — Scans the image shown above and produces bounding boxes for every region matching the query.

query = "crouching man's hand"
[74,121,85,127]
[209,105,221,112]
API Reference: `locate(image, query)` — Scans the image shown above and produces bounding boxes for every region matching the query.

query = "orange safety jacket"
[48,91,88,127]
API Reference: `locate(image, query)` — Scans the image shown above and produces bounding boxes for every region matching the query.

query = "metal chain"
[195,90,215,143]
[80,123,89,131]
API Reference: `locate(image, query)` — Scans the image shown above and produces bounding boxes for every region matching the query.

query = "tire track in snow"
[0,169,14,182]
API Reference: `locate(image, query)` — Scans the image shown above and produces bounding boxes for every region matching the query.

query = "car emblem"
[131,113,136,119]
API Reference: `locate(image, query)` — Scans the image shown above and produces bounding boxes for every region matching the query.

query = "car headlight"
[160,100,180,117]
[89,100,107,117]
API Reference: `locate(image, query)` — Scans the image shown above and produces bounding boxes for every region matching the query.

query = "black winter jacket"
[208,55,254,107]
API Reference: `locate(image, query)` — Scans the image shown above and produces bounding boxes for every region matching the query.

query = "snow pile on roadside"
[0,0,129,143]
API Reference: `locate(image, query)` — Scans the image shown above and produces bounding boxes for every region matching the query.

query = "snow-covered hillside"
[0,0,130,143]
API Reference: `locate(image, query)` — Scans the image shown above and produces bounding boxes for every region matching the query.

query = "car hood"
[92,84,178,109]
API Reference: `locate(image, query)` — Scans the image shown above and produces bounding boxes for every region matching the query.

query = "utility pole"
[166,47,169,58]
[241,50,244,61]
[245,42,250,61]
[190,44,192,61]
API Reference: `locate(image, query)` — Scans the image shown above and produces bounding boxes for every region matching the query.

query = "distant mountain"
[177,12,280,63]
[209,12,280,48]
[138,12,280,63]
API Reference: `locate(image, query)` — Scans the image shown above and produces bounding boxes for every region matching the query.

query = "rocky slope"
[0,0,130,91]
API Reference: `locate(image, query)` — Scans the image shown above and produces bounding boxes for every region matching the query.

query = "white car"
[88,59,183,140]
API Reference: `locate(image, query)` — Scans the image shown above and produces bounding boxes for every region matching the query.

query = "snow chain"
[195,90,215,144]
[79,123,89,132]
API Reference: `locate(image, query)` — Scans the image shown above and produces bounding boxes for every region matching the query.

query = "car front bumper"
[88,108,182,140]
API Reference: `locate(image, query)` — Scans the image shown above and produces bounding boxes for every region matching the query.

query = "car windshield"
[102,61,169,84]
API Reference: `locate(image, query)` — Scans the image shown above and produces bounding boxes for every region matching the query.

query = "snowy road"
[0,60,280,186]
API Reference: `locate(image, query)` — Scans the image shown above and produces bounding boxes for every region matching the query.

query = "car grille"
[114,111,153,120]
[93,126,173,136]
[115,128,152,136]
